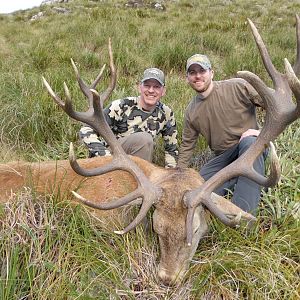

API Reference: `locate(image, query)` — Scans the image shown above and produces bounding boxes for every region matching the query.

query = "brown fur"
[0,156,168,229]
[0,156,153,203]
[0,156,251,285]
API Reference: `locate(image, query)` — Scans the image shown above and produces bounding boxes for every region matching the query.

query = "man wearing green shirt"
[178,54,267,213]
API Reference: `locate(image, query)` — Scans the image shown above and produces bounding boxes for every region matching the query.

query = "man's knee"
[136,132,154,148]
[120,132,154,161]
[239,136,257,152]
[121,132,153,148]
[239,135,265,173]
[239,135,267,162]
[200,162,212,180]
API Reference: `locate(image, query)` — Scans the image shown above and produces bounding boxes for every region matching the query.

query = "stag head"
[43,15,300,285]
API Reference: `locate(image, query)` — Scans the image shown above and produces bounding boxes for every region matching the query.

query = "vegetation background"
[0,0,299,299]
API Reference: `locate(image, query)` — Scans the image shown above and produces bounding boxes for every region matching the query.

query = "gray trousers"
[118,132,154,162]
[200,136,266,214]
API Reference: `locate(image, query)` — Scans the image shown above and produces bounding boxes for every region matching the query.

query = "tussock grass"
[0,0,299,298]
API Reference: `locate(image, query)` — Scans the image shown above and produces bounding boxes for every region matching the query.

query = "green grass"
[0,0,299,299]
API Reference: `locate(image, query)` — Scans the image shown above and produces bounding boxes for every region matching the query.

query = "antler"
[184,15,300,245]
[43,39,162,234]
[71,58,106,107]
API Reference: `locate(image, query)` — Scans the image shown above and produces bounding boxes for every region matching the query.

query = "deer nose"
[158,268,179,286]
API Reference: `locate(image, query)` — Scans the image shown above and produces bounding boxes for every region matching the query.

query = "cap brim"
[187,62,210,72]
[141,77,164,86]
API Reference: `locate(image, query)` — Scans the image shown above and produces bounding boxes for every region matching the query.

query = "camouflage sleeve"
[106,99,124,123]
[78,100,123,157]
[161,109,178,168]
[79,104,118,157]
[79,125,111,157]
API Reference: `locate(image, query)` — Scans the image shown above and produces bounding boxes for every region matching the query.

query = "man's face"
[186,64,214,93]
[139,79,166,111]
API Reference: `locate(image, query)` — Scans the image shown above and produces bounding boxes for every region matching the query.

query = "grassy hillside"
[0,0,299,299]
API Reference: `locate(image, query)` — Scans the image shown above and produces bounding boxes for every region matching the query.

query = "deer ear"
[210,193,256,223]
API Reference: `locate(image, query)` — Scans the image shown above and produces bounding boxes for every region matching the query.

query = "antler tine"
[91,64,106,89]
[99,38,116,106]
[42,76,65,108]
[115,191,159,234]
[68,142,123,176]
[247,18,282,87]
[71,57,106,104]
[293,14,300,76]
[184,16,300,245]
[285,58,300,117]
[72,187,159,235]
[72,189,142,209]
[70,38,115,108]
[43,40,163,233]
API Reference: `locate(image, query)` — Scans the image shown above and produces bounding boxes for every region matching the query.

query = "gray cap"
[186,54,212,72]
[141,68,165,86]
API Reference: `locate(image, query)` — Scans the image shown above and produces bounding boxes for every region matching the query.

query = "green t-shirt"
[178,78,264,168]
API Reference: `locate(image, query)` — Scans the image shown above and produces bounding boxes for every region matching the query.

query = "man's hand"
[239,129,260,142]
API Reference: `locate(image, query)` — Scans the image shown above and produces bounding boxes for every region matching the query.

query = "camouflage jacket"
[79,96,178,167]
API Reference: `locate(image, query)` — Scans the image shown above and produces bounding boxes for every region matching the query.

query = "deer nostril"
[158,268,177,286]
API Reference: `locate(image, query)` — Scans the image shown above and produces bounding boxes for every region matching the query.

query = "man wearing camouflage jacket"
[79,68,178,168]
